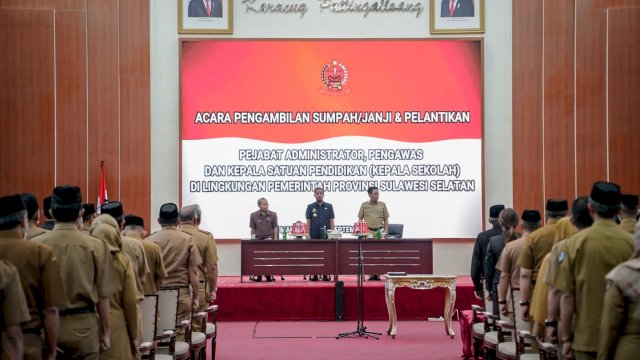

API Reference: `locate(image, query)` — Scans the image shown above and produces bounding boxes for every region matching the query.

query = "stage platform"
[215,275,480,321]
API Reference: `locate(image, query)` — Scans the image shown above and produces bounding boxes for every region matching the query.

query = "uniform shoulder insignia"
[558,251,565,263]
[198,229,213,236]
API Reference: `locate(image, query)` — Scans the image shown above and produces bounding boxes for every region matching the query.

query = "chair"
[196,304,218,360]
[387,224,404,238]
[139,295,169,360]
[157,287,191,360]
[471,305,487,360]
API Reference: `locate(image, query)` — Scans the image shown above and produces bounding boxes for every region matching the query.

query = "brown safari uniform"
[358,201,389,236]
[554,220,634,358]
[0,260,31,356]
[180,224,218,332]
[619,218,637,235]
[91,218,139,360]
[36,223,120,359]
[128,232,167,295]
[148,227,202,338]
[122,235,149,341]
[25,224,48,240]
[517,218,559,291]
[0,228,65,359]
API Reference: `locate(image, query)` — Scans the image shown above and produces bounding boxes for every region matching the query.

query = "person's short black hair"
[571,196,593,229]
[20,193,39,221]
[51,208,81,222]
[589,198,620,219]
[257,198,267,206]
[367,186,379,194]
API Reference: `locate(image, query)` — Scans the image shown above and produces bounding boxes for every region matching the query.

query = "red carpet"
[214,320,463,359]
[215,275,480,321]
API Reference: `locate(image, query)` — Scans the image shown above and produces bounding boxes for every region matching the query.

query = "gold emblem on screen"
[320,60,350,95]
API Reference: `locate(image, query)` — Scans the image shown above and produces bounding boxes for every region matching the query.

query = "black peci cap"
[489,204,505,218]
[521,210,541,223]
[590,181,621,207]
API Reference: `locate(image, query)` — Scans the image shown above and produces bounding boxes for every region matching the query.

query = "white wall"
[150,0,513,275]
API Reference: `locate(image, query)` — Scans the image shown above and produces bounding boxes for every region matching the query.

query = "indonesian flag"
[97,161,108,211]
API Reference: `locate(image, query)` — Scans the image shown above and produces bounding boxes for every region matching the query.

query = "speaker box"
[335,280,345,321]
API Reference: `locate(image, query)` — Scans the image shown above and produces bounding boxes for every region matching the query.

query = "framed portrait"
[430,0,484,34]
[179,0,233,34]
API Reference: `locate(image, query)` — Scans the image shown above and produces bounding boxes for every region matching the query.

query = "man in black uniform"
[471,204,504,301]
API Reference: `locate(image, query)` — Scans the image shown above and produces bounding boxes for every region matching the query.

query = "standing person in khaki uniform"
[358,186,390,281]
[555,182,634,360]
[618,194,638,234]
[358,186,390,238]
[101,202,150,294]
[497,210,541,328]
[0,194,65,360]
[530,205,580,338]
[100,202,149,343]
[123,214,167,295]
[36,185,120,359]
[598,221,640,360]
[0,259,31,359]
[179,205,218,332]
[543,197,592,344]
[249,198,278,282]
[20,193,48,240]
[90,215,140,360]
[81,203,96,234]
[147,203,201,340]
[518,199,568,322]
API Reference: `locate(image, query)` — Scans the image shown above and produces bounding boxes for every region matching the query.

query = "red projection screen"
[180,39,483,239]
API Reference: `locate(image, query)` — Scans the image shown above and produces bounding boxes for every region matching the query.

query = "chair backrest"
[387,224,404,238]
[157,288,180,336]
[140,295,159,343]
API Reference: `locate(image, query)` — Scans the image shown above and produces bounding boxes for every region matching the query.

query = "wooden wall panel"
[575,0,609,194]
[0,0,85,11]
[607,8,640,194]
[0,9,55,203]
[87,0,120,204]
[512,0,544,212]
[543,0,575,200]
[119,0,151,223]
[514,0,640,211]
[55,10,88,190]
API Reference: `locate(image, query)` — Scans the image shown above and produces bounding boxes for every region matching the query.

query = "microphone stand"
[337,233,381,340]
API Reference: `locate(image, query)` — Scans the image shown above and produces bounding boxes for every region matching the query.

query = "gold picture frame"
[430,0,485,34]
[178,0,233,34]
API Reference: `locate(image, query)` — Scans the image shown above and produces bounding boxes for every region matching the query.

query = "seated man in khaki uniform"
[555,182,634,360]
[147,203,202,340]
[37,185,120,359]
